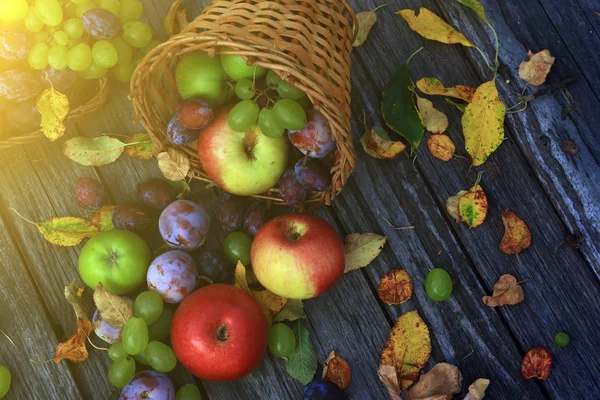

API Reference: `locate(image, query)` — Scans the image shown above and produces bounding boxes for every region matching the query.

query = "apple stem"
[302,153,309,168]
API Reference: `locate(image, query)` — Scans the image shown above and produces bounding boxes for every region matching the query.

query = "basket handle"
[341,0,359,43]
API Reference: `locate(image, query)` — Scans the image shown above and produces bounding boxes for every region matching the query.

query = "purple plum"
[147,250,198,304]
[214,192,244,232]
[93,310,122,344]
[119,371,175,400]
[75,177,104,211]
[159,200,210,251]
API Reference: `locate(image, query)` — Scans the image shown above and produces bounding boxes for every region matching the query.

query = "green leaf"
[343,233,387,273]
[456,0,488,22]
[285,321,317,385]
[63,136,125,167]
[381,64,424,151]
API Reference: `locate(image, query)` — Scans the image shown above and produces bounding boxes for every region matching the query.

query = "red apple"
[171,284,268,381]
[251,213,345,299]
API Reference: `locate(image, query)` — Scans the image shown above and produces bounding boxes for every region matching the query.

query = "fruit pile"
[166,49,336,204]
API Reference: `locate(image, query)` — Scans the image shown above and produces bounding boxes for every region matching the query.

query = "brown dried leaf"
[361,126,407,159]
[64,281,89,322]
[521,347,552,380]
[518,50,555,86]
[482,274,525,307]
[322,351,352,390]
[53,318,92,363]
[343,233,387,273]
[89,205,116,232]
[417,97,448,134]
[406,363,462,400]
[274,299,305,322]
[499,211,531,254]
[427,134,455,161]
[446,190,468,221]
[464,378,490,400]
[378,364,402,400]
[93,283,134,328]
[377,269,413,305]
[157,148,191,182]
[234,262,287,320]
[163,0,189,37]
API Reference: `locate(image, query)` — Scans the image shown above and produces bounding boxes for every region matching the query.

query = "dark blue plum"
[303,379,348,400]
[193,251,234,284]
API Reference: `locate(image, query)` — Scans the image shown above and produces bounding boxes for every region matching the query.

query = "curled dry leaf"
[499,211,531,254]
[63,136,125,167]
[406,362,462,400]
[417,78,476,103]
[125,133,159,160]
[322,351,352,389]
[377,269,413,305]
[343,233,387,273]
[457,0,488,22]
[521,347,552,380]
[89,205,116,232]
[274,299,305,322]
[427,134,455,161]
[397,8,474,47]
[234,262,287,320]
[378,364,402,400]
[360,126,407,159]
[464,378,490,400]
[163,0,189,37]
[157,148,191,182]
[353,10,377,47]
[93,283,134,328]
[417,97,448,134]
[36,85,70,141]
[482,274,525,307]
[458,184,488,228]
[518,50,555,86]
[379,310,432,393]
[64,281,89,322]
[53,318,92,363]
[446,190,469,221]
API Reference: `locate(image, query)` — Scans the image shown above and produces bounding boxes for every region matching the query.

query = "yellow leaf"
[462,80,505,166]
[343,233,387,273]
[53,318,92,363]
[465,378,490,400]
[93,283,134,328]
[64,281,89,322]
[458,184,488,228]
[36,85,70,141]
[234,262,287,320]
[163,0,189,37]
[417,97,448,134]
[416,77,476,102]
[360,127,406,160]
[518,49,555,86]
[125,133,159,160]
[157,148,191,182]
[427,134,455,161]
[63,136,125,167]
[21,215,99,247]
[457,0,488,22]
[397,8,474,47]
[499,211,531,255]
[353,11,377,47]
[89,205,116,232]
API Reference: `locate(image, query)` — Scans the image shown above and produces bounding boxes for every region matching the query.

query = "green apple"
[79,230,151,295]
[197,106,289,196]
[176,51,228,105]
[220,47,267,81]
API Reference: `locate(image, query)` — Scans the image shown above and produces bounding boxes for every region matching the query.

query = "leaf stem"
[0,329,50,364]
[473,46,495,72]
[406,47,424,67]
[9,208,37,226]
[81,330,109,352]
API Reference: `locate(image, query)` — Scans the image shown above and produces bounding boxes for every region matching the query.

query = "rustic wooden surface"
[1,0,599,399]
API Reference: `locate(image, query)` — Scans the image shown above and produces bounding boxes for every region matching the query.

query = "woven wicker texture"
[0,77,110,151]
[130,0,357,206]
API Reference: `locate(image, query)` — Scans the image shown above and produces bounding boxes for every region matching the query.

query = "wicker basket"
[0,77,110,151]
[130,0,357,206]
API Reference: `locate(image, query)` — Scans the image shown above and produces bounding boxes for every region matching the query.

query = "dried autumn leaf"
[234,262,287,320]
[406,363,462,400]
[64,281,89,322]
[521,347,552,380]
[378,364,402,400]
[36,85,70,141]
[163,0,189,37]
[417,97,448,134]
[157,148,191,182]
[417,78,476,102]
[125,133,159,160]
[63,136,125,167]
[397,8,474,47]
[53,318,92,363]
[360,126,407,159]
[343,233,387,273]
[457,0,488,22]
[428,134,455,161]
[93,283,134,328]
[446,190,468,221]
[458,184,488,228]
[482,274,525,307]
[274,299,305,322]
[462,80,506,166]
[499,211,531,254]
[89,205,116,232]
[377,269,413,305]
[353,10,377,47]
[379,310,432,392]
[464,378,490,400]
[518,50,555,86]
[322,351,352,389]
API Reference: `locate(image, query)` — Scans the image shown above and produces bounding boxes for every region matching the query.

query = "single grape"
[41,67,78,91]
[108,342,128,361]
[243,203,269,237]
[122,317,149,355]
[53,31,70,46]
[159,200,210,251]
[228,100,259,132]
[32,31,50,44]
[288,109,335,158]
[0,365,11,398]
[278,168,308,205]
[92,40,118,68]
[234,78,255,100]
[147,250,198,304]
[68,37,84,48]
[296,94,313,109]
[109,357,136,389]
[97,0,120,16]
[5,101,41,132]
[276,79,305,100]
[75,177,104,211]
[137,178,176,210]
[134,349,150,365]
[294,158,331,191]
[141,39,160,55]
[215,192,245,232]
[110,37,133,63]
[82,8,123,40]
[67,43,93,72]
[425,268,453,302]
[119,0,144,23]
[112,60,135,83]
[266,69,281,87]
[268,323,296,357]
[35,0,63,27]
[177,98,214,129]
[193,251,234,284]
[148,307,174,341]
[111,202,154,232]
[122,21,153,48]
[93,310,123,344]
[64,19,85,38]
[79,62,107,80]
[146,341,177,373]
[0,0,29,22]
[76,2,95,19]
[555,332,570,347]
[24,8,44,33]
[304,379,348,400]
[223,231,252,266]
[176,384,202,400]
[47,45,69,70]
[273,98,307,130]
[258,107,285,138]
[119,371,175,400]
[28,43,50,70]
[134,291,164,325]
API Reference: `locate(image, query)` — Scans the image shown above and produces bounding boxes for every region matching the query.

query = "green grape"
[79,62,107,80]
[176,384,202,400]
[64,19,85,38]
[47,45,69,70]
[141,39,160,55]
[119,0,144,23]
[148,307,174,341]
[68,37,84,48]
[110,37,133,62]
[122,21,153,48]
[70,0,90,4]
[76,2,95,19]
[268,323,296,357]
[97,0,120,16]
[108,357,136,389]
[272,99,307,130]
[258,108,285,138]
[67,43,93,72]
[296,94,312,109]
[134,291,164,325]
[92,40,118,68]
[146,341,177,373]
[228,100,259,132]
[28,43,50,70]
[223,232,252,266]
[425,268,453,301]
[108,341,129,361]
[121,317,149,355]
[35,0,63,27]
[276,80,305,100]
[0,0,29,22]
[555,332,570,347]
[32,31,50,44]
[0,365,11,398]
[53,31,70,46]
[266,69,281,87]
[25,7,44,33]
[113,60,135,83]
[45,25,59,35]
[234,78,255,100]
[134,349,150,365]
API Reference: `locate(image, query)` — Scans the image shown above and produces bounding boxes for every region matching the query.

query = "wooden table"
[1,0,599,399]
